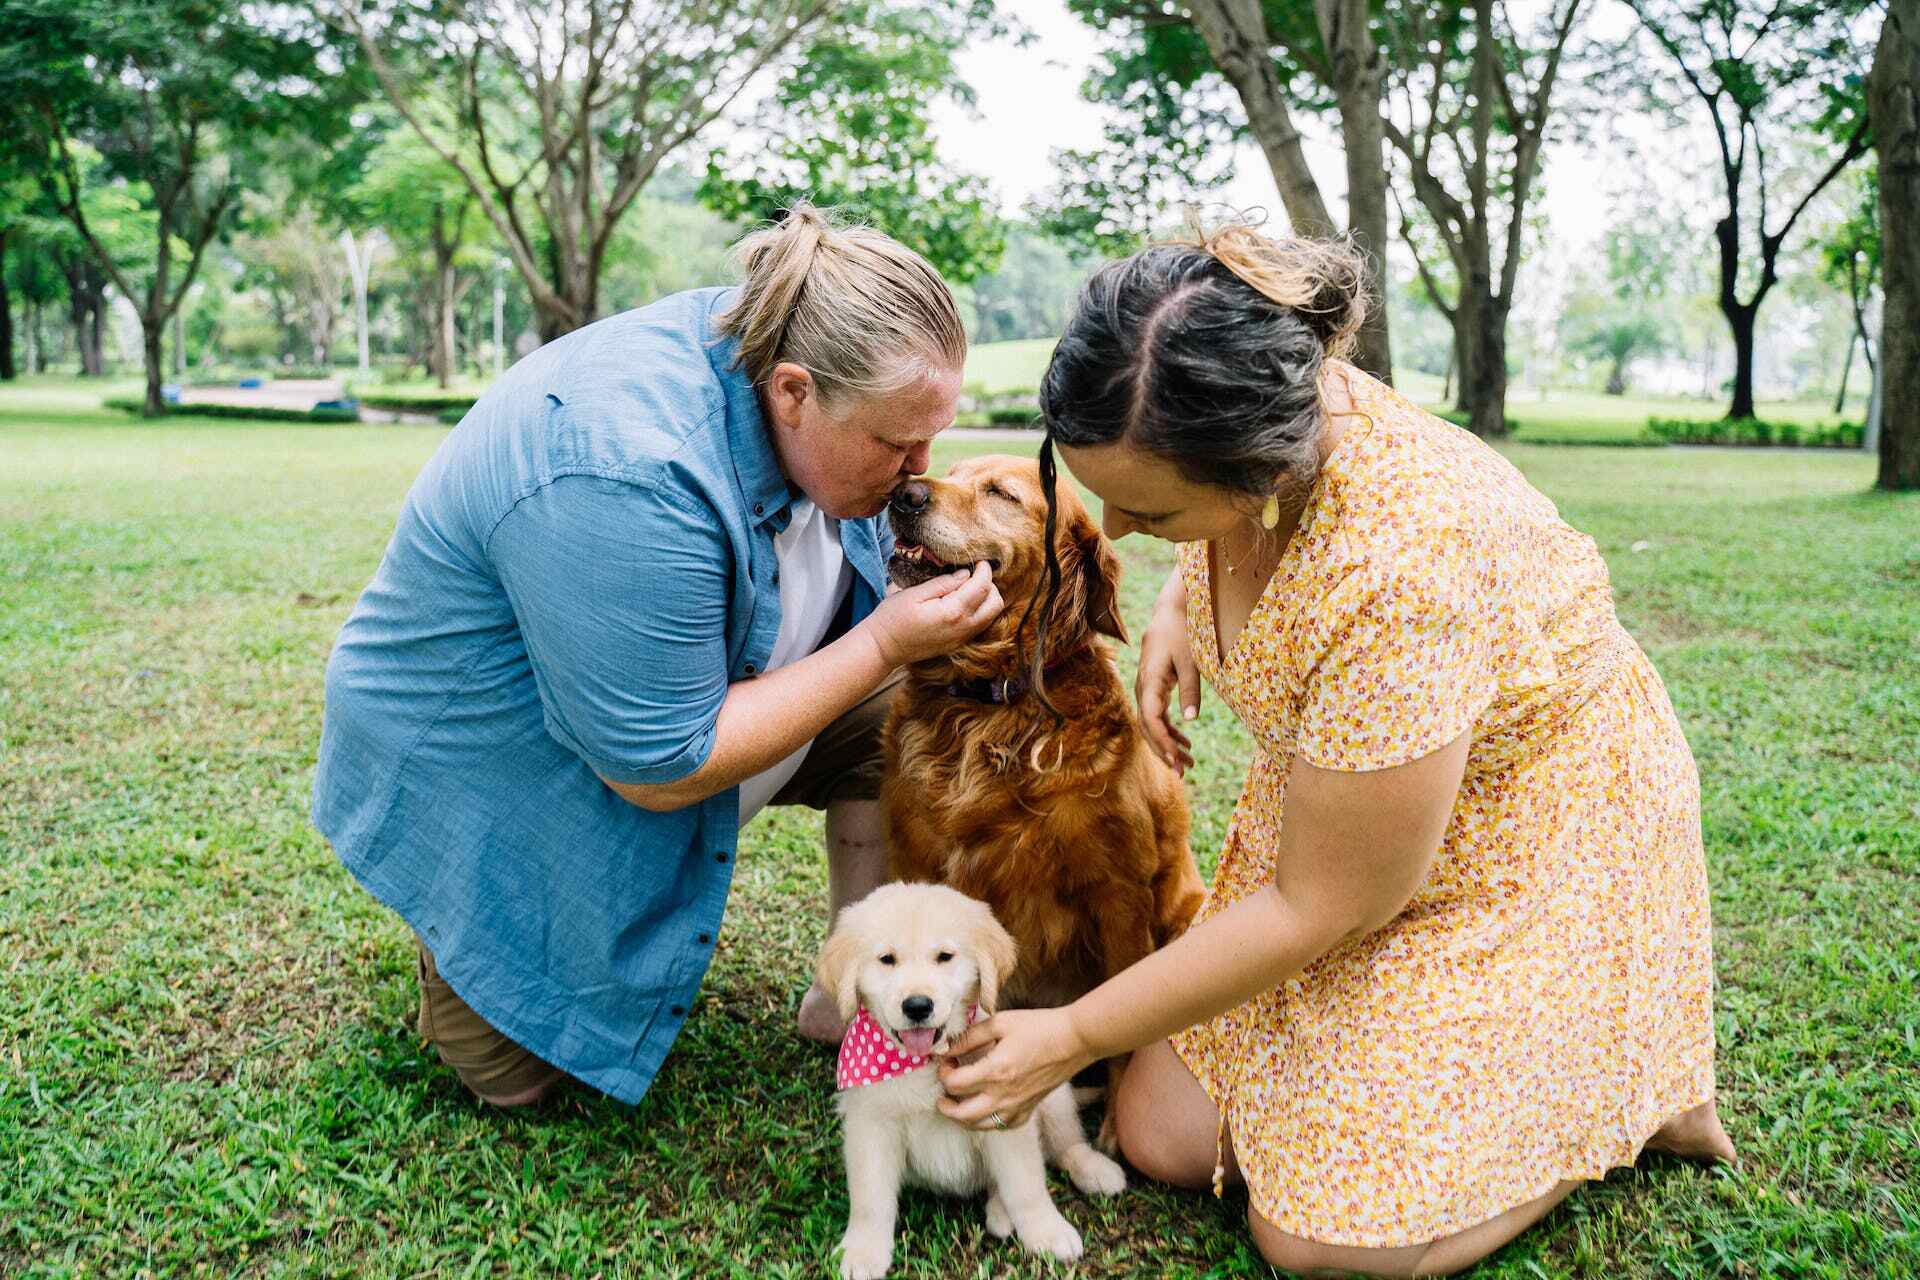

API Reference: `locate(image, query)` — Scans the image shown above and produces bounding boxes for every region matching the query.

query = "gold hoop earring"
[1261,494,1280,530]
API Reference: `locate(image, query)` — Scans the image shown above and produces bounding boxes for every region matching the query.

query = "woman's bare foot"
[1645,1099,1737,1163]
[797,983,847,1045]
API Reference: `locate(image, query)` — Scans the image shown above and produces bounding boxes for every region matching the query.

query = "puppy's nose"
[901,995,935,1023]
[890,481,931,515]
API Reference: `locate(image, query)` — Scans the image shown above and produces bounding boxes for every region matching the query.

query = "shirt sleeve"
[1294,528,1501,773]
[489,473,733,786]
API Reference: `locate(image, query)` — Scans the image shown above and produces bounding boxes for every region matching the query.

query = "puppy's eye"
[983,484,1019,504]
[879,953,896,966]
[935,951,954,964]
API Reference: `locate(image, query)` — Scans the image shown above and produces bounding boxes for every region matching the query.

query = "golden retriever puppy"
[882,456,1205,1136]
[816,883,1124,1280]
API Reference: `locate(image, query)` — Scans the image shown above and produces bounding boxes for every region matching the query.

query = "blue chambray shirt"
[312,287,891,1103]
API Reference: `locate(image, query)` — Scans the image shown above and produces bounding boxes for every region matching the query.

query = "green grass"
[1,381,1916,1278]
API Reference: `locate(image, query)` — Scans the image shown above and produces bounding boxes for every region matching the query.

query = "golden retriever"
[880,456,1204,1111]
[816,883,1124,1280]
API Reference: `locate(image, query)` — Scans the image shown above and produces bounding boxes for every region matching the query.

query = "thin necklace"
[1217,524,1275,576]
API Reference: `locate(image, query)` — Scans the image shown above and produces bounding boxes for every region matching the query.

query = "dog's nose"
[890,481,931,515]
[901,995,935,1023]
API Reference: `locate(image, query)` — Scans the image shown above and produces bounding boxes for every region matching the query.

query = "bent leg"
[1111,1037,1240,1190]
[416,938,568,1107]
[1248,1180,1581,1278]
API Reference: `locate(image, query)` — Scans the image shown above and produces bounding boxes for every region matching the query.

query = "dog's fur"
[881,455,1205,1038]
[817,884,1125,1280]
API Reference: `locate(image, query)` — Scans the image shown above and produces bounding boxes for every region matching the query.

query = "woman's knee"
[1112,1044,1219,1189]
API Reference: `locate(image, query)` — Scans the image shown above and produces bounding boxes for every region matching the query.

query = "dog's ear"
[970,907,1019,1015]
[814,923,866,1025]
[1077,521,1127,644]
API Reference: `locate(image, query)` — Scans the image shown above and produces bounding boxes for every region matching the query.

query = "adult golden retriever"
[880,455,1204,1100]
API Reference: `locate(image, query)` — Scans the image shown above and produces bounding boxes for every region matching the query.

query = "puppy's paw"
[1016,1211,1084,1263]
[1063,1146,1127,1197]
[838,1228,893,1280]
[984,1192,1014,1239]
[1093,1109,1121,1156]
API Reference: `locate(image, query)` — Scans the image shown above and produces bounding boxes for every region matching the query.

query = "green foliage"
[103,396,361,424]
[963,227,1089,344]
[1647,416,1866,448]
[699,2,1007,284]
[356,393,479,414]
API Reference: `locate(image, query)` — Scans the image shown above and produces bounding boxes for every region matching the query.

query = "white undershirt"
[735,496,854,825]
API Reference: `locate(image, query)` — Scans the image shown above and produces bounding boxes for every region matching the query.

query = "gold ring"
[989,1111,1008,1129]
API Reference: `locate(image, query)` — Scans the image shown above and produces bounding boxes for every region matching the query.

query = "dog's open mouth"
[894,1026,941,1057]
[888,541,995,589]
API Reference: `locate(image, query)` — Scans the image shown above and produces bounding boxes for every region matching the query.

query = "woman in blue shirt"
[313,207,1001,1106]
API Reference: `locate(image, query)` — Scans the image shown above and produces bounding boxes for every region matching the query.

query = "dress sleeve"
[489,473,733,786]
[1293,527,1501,772]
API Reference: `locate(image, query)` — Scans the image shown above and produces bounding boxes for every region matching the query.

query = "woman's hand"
[860,561,1004,667]
[1136,570,1199,774]
[935,1007,1097,1131]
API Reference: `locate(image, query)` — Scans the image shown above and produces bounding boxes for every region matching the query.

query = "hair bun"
[1186,217,1369,360]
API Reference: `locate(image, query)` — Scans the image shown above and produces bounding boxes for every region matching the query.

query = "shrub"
[985,407,1040,426]
[437,406,468,425]
[104,397,360,424]
[1646,416,1863,448]
[355,393,480,414]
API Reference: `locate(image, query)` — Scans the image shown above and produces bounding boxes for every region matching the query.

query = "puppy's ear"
[970,907,1019,1015]
[814,924,866,1024]
[1077,521,1127,644]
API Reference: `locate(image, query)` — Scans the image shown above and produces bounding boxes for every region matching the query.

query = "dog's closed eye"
[983,483,1020,504]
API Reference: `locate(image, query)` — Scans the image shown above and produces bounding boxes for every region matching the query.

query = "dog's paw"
[838,1229,893,1280]
[1092,1109,1121,1156]
[984,1192,1014,1239]
[1016,1211,1084,1263]
[1063,1146,1127,1197]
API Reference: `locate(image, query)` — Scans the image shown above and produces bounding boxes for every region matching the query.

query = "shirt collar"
[704,288,795,531]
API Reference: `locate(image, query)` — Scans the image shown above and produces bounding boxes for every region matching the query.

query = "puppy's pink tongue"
[899,1028,939,1057]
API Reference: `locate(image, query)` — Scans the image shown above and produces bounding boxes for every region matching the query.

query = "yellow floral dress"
[1170,365,1718,1248]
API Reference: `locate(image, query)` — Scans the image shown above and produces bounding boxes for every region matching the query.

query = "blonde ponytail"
[1175,215,1370,361]
[718,203,966,408]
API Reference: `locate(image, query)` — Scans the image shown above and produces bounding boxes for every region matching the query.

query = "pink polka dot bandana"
[835,1005,979,1091]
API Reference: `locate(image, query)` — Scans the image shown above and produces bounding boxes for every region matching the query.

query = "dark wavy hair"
[1024,222,1370,710]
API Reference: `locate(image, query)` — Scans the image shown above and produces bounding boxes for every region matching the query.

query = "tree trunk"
[1726,303,1758,421]
[1187,0,1339,242]
[1464,310,1510,438]
[1316,0,1393,384]
[87,286,106,375]
[1872,0,1920,489]
[435,261,458,390]
[1441,334,1456,404]
[0,229,15,382]
[1835,329,1857,414]
[1606,354,1627,396]
[142,318,165,417]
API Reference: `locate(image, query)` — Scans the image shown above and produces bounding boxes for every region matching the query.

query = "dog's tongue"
[899,1027,939,1057]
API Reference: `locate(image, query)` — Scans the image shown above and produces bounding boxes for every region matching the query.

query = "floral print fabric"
[1169,364,1718,1248]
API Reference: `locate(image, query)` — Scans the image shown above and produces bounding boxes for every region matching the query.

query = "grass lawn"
[2,380,1916,1278]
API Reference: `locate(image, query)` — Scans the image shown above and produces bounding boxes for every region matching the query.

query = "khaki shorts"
[416,670,901,1103]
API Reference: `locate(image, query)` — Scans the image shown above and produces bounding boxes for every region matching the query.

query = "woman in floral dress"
[937,224,1734,1276]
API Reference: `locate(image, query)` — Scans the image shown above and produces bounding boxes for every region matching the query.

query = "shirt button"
[743,662,757,675]
[670,1004,687,1017]
[696,932,712,945]
[715,851,730,864]
[753,502,765,516]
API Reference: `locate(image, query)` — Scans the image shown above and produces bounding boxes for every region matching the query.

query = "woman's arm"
[609,563,1003,812]
[1134,568,1200,774]
[936,731,1470,1127]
